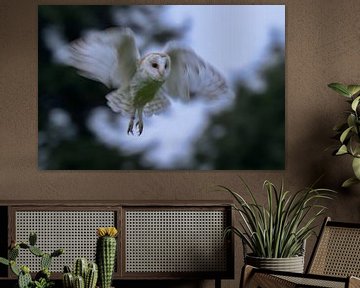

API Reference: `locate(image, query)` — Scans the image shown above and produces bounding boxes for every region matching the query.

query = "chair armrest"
[240,265,296,288]
[240,265,255,288]
[349,276,360,288]
[240,265,350,288]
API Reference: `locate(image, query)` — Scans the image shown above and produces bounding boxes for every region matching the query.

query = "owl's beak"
[159,69,165,77]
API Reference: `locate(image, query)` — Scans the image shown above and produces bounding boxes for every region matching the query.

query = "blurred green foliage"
[38,5,284,170]
[194,43,285,169]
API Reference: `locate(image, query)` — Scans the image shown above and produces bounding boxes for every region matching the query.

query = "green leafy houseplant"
[328,83,360,187]
[221,179,334,259]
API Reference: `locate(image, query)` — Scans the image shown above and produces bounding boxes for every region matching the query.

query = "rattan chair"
[241,217,360,288]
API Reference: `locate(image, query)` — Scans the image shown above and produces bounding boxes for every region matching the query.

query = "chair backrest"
[307,217,360,277]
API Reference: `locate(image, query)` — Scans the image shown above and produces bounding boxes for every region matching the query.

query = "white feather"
[163,42,234,101]
[66,27,140,88]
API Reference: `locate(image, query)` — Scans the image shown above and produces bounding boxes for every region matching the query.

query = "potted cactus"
[62,258,98,288]
[96,227,118,288]
[0,232,64,288]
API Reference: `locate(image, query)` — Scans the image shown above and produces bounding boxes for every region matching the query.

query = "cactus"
[29,245,44,257]
[0,232,64,288]
[96,227,118,288]
[35,268,51,281]
[51,248,64,258]
[63,259,98,288]
[0,257,9,266]
[64,265,72,273]
[29,232,37,246]
[41,253,52,270]
[63,272,74,288]
[85,263,98,288]
[73,275,85,288]
[62,266,74,288]
[9,246,19,260]
[19,243,30,249]
[10,260,20,276]
[74,258,88,279]
[18,266,32,288]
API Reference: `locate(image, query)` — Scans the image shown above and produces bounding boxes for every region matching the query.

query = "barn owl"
[65,28,234,135]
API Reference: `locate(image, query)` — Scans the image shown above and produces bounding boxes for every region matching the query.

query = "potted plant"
[0,232,64,288]
[96,227,118,288]
[328,83,360,187]
[62,258,98,288]
[220,178,334,273]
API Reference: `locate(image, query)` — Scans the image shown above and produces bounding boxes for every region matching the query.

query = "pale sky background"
[49,5,285,169]
[166,5,285,78]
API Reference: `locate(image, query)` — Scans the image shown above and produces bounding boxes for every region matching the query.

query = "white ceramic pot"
[245,254,305,273]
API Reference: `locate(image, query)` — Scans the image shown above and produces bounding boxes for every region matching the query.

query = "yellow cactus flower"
[97,227,118,237]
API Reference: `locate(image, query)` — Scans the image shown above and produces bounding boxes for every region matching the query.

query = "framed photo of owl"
[38,5,285,170]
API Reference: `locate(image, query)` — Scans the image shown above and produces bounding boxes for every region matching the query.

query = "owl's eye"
[152,63,158,69]
[165,63,168,69]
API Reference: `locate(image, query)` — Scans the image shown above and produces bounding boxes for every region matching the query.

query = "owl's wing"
[163,42,234,101]
[65,27,140,88]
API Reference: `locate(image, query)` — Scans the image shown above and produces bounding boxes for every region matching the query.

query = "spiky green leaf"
[222,179,335,258]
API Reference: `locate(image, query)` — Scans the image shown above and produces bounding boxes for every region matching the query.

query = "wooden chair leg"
[215,278,221,288]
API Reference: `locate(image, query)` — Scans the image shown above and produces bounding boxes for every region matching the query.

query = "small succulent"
[0,232,63,288]
[33,278,54,288]
[328,83,360,187]
[62,258,98,288]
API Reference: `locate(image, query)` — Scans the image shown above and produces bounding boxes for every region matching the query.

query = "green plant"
[0,232,63,288]
[96,227,118,288]
[62,259,98,288]
[32,278,54,288]
[220,178,335,258]
[328,83,360,187]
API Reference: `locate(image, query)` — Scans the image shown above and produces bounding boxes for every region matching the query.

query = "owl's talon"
[127,118,135,135]
[136,121,143,136]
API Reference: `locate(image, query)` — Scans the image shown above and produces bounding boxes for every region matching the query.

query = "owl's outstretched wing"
[163,42,234,101]
[65,27,140,88]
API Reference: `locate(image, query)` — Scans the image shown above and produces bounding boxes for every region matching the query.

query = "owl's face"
[141,53,171,82]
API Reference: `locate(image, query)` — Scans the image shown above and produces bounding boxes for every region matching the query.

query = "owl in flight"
[65,28,234,135]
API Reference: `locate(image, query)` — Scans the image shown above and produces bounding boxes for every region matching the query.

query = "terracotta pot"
[245,254,305,273]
